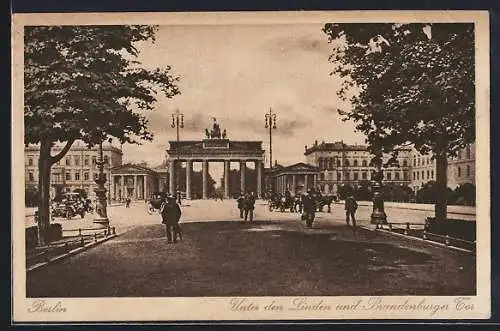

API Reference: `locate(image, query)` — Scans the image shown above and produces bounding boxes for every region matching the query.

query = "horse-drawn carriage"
[147,193,167,215]
[266,191,337,213]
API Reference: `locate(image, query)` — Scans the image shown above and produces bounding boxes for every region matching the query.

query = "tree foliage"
[25,25,180,147]
[24,25,180,245]
[322,23,474,156]
[323,23,474,220]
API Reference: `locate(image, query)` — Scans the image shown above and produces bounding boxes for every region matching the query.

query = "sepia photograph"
[11,11,490,322]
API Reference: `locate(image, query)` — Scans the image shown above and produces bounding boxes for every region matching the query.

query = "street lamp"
[370,150,400,226]
[93,139,109,226]
[171,109,184,194]
[264,107,277,169]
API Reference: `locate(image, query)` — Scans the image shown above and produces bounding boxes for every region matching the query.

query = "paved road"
[26,200,475,297]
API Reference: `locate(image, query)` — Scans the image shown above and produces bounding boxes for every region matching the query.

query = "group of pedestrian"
[236,191,256,222]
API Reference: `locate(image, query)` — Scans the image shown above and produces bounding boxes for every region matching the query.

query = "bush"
[338,185,354,200]
[25,223,63,249]
[26,226,38,249]
[451,183,476,206]
[416,181,454,204]
[424,217,476,242]
[25,186,39,207]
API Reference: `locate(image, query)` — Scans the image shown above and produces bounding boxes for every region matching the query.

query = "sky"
[122,23,367,182]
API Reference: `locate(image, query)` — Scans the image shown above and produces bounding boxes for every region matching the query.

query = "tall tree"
[25,26,180,245]
[323,23,475,221]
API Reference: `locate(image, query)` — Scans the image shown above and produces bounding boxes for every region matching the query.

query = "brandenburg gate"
[166,119,265,199]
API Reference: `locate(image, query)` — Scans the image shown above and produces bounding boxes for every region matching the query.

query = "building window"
[395,172,400,180]
[431,170,434,179]
[75,172,80,181]
[362,159,367,167]
[458,166,462,177]
[417,172,420,180]
[353,172,359,180]
[413,172,416,180]
[353,159,358,167]
[28,172,34,181]
[403,160,408,167]
[421,171,424,180]
[344,160,350,167]
[337,160,341,167]
[362,172,367,180]
[65,158,71,166]
[466,165,471,177]
[413,157,416,167]
[337,172,342,181]
[74,156,80,166]
[92,156,97,165]
[28,158,33,166]
[328,158,334,169]
[344,171,349,180]
[403,172,408,180]
[84,157,89,166]
[386,172,392,180]
[320,173,325,180]
[66,172,71,181]
[417,158,420,166]
[427,170,430,179]
[84,172,89,180]
[466,146,471,159]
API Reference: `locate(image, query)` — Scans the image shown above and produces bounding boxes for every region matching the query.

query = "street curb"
[357,225,474,253]
[333,202,476,217]
[27,234,119,273]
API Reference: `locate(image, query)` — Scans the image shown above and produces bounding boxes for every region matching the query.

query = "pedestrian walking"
[243,192,256,222]
[160,194,183,243]
[345,195,358,227]
[302,190,316,228]
[125,197,131,208]
[237,192,245,219]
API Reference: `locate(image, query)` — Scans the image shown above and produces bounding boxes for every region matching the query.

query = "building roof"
[110,163,158,175]
[304,140,412,155]
[269,162,319,175]
[25,141,123,155]
[167,139,264,157]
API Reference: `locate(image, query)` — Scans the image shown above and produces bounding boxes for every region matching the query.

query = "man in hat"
[344,195,358,227]
[236,192,245,219]
[302,190,316,228]
[160,194,182,243]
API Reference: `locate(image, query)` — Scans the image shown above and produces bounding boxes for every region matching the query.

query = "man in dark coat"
[302,190,316,228]
[243,192,256,222]
[237,192,245,219]
[161,195,182,243]
[344,195,358,227]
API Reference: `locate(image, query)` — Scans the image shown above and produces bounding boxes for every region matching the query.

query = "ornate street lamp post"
[264,107,277,169]
[93,140,109,226]
[171,109,184,194]
[370,150,400,227]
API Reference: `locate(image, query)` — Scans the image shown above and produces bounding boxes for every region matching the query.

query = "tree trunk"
[434,153,448,221]
[37,140,52,246]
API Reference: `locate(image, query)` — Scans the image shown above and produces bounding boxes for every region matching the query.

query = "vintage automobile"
[51,192,86,220]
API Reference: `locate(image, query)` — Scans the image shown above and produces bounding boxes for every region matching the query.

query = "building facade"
[266,162,320,195]
[25,141,123,199]
[410,143,476,193]
[110,164,165,201]
[304,140,412,196]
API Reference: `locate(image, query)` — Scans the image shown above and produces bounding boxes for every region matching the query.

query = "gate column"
[224,160,230,199]
[240,161,246,194]
[202,160,208,199]
[186,160,192,200]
